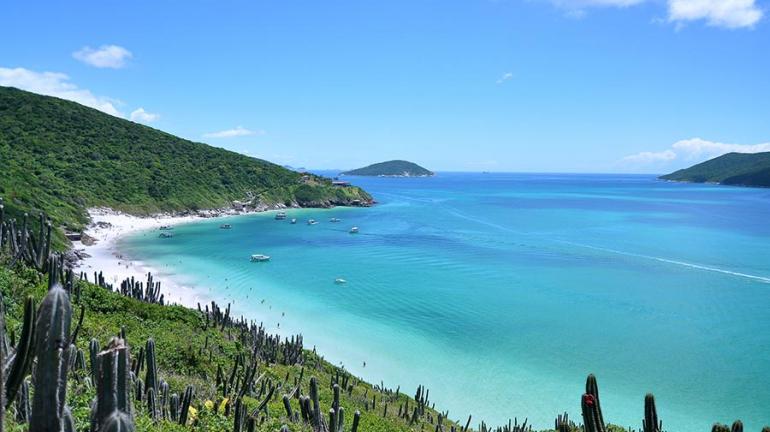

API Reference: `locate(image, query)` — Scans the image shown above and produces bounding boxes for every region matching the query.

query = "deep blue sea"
[120,173,770,431]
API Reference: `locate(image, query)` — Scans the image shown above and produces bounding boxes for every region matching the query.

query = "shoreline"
[72,206,283,307]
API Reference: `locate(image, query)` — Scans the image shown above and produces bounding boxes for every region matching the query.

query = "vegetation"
[341,161,433,177]
[660,152,770,187]
[0,85,371,241]
[2,204,770,431]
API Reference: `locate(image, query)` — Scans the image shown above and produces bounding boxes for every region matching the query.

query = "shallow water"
[121,173,770,431]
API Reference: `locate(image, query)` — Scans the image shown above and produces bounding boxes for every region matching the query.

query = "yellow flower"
[187,406,198,424]
[204,400,215,411]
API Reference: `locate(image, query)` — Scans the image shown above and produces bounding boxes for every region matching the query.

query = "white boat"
[159,225,174,230]
[220,224,232,229]
[250,254,271,262]
[275,212,287,220]
[290,218,297,224]
[334,278,347,284]
[349,226,359,234]
[330,217,341,223]
[307,219,318,225]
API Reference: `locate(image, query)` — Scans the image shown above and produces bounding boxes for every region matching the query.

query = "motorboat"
[349,226,359,234]
[220,224,232,229]
[250,254,271,262]
[307,219,318,225]
[330,217,341,223]
[159,225,174,230]
[158,233,174,238]
[290,218,297,224]
[334,278,347,284]
[275,212,287,220]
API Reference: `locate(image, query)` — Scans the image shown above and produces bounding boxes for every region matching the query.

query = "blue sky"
[1,0,768,173]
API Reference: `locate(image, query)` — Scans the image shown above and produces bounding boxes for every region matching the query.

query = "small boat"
[158,233,174,238]
[220,224,232,229]
[330,217,341,223]
[349,227,359,234]
[275,212,287,220]
[159,225,174,230]
[334,278,347,285]
[307,219,318,225]
[250,254,271,262]
[290,218,297,224]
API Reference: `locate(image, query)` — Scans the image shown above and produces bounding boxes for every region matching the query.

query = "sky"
[1,0,769,173]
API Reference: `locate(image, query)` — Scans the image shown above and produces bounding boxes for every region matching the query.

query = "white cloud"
[671,137,770,160]
[546,0,763,28]
[203,126,265,139]
[130,108,159,123]
[621,137,770,167]
[668,0,762,29]
[496,72,514,84]
[622,149,678,164]
[0,66,122,116]
[73,45,133,69]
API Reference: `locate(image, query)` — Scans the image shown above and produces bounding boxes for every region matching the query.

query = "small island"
[660,152,770,188]
[341,160,434,177]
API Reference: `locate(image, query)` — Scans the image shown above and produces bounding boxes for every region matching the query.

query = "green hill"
[0,85,371,237]
[660,152,770,187]
[341,160,433,177]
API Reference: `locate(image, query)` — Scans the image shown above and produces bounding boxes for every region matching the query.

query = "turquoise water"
[120,173,770,431]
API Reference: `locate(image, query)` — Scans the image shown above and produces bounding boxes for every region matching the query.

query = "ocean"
[119,172,770,431]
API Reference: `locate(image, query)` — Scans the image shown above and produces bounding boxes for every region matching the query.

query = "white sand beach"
[72,208,218,307]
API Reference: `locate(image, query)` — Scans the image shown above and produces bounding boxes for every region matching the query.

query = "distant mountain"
[341,160,434,177]
[0,86,372,236]
[660,152,770,187]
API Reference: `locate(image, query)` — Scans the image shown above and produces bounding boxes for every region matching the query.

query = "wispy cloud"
[668,0,762,29]
[130,108,159,123]
[622,149,677,164]
[496,72,513,85]
[546,0,762,28]
[621,137,770,167]
[73,45,133,69]
[0,66,122,116]
[203,126,265,139]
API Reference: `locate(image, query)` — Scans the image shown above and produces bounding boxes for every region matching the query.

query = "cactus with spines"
[4,295,36,409]
[352,410,361,432]
[144,338,158,396]
[146,387,158,421]
[178,384,195,425]
[643,393,662,432]
[554,412,572,432]
[30,257,73,432]
[92,337,134,432]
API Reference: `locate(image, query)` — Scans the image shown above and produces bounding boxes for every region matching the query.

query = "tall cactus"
[30,261,73,432]
[178,384,195,425]
[92,337,134,432]
[643,393,662,432]
[4,295,36,409]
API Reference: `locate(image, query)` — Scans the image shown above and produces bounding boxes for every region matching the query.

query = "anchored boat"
[307,219,318,225]
[349,226,359,234]
[220,224,232,229]
[275,212,287,220]
[250,254,271,262]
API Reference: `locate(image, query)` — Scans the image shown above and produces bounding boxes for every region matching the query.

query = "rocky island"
[341,160,434,177]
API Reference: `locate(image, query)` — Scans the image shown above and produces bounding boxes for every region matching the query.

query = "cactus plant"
[30,259,73,432]
[92,337,134,432]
